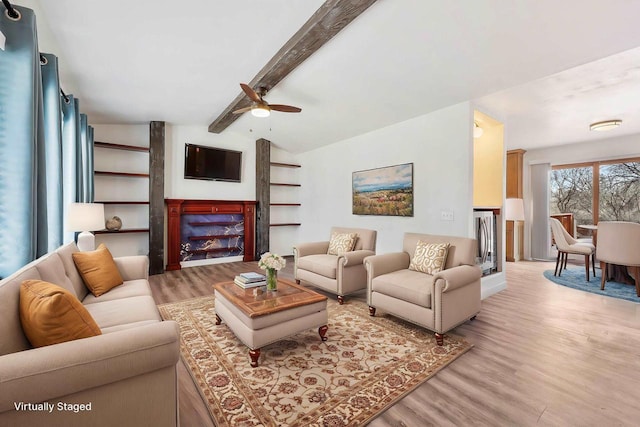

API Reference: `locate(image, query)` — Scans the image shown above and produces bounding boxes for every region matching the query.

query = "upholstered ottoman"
[213,279,328,367]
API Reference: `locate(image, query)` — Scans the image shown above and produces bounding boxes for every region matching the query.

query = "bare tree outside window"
[599,162,640,222]
[550,167,593,232]
[550,160,640,235]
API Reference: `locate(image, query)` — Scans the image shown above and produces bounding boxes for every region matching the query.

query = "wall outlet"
[440,209,454,221]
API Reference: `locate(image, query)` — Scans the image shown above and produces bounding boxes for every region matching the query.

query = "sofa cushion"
[371,269,432,308]
[82,279,152,305]
[72,243,124,297]
[35,252,77,297]
[409,241,450,275]
[84,295,161,329]
[297,254,338,279]
[0,267,42,355]
[327,232,357,255]
[55,241,89,300]
[19,280,102,348]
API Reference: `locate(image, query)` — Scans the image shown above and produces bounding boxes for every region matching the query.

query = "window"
[550,157,640,237]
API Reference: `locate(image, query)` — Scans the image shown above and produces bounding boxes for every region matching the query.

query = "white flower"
[258,252,286,271]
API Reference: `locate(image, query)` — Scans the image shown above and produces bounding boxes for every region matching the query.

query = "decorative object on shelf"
[258,252,286,291]
[352,163,413,216]
[105,216,122,231]
[66,203,105,251]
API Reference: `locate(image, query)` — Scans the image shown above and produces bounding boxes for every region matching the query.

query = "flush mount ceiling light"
[473,122,484,138]
[589,119,621,132]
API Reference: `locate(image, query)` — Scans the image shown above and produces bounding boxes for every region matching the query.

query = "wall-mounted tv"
[184,143,242,182]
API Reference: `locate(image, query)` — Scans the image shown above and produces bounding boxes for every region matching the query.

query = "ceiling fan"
[232,83,302,118]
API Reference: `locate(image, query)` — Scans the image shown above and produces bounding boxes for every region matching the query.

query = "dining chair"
[596,221,640,297]
[549,217,596,281]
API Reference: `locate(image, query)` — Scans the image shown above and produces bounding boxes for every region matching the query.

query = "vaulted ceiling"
[25,0,640,153]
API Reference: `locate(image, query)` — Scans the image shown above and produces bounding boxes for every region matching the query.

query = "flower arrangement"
[258,252,286,271]
[258,252,286,291]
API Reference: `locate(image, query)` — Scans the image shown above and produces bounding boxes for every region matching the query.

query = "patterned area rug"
[543,268,639,303]
[159,296,472,427]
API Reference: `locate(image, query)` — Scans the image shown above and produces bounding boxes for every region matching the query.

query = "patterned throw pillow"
[327,232,358,255]
[408,241,450,275]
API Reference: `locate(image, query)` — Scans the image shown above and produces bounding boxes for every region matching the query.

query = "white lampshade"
[473,122,484,138]
[505,198,525,221]
[66,203,105,252]
[66,203,105,232]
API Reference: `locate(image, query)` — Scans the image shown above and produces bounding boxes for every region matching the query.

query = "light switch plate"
[440,209,454,221]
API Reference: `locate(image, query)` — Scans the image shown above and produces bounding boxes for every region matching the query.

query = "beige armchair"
[549,217,596,281]
[294,227,377,304]
[596,221,640,297]
[364,233,481,346]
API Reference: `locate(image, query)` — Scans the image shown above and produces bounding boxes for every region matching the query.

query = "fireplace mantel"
[165,199,256,271]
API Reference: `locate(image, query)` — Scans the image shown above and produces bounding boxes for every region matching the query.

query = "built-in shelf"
[270,203,301,206]
[189,234,243,240]
[95,201,150,205]
[270,223,302,227]
[270,183,301,187]
[94,171,150,178]
[94,141,149,152]
[94,228,149,234]
[270,162,301,168]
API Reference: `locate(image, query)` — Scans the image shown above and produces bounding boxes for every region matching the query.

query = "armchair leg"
[591,253,596,277]
[554,251,561,276]
[368,306,376,316]
[563,252,568,270]
[337,295,345,305]
[435,333,444,346]
[600,261,607,290]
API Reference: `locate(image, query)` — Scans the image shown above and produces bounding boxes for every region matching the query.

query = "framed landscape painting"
[352,163,413,216]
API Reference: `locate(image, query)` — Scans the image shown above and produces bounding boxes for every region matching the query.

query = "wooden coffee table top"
[213,278,327,318]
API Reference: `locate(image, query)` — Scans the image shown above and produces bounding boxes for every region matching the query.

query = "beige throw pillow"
[20,280,102,348]
[72,243,124,296]
[327,232,358,255]
[409,241,450,275]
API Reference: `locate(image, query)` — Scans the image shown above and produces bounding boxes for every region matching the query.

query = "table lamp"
[505,198,525,221]
[66,203,105,251]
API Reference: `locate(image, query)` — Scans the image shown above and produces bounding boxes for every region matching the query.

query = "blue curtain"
[41,53,64,251]
[0,5,94,277]
[0,6,43,277]
[61,95,80,243]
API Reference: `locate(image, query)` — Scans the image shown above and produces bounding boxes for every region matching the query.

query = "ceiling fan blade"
[269,104,302,113]
[239,83,261,103]
[232,106,253,114]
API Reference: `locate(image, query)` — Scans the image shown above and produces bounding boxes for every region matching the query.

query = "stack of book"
[234,272,267,289]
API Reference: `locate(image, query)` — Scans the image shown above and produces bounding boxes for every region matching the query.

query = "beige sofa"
[365,233,481,345]
[0,242,180,427]
[294,227,377,304]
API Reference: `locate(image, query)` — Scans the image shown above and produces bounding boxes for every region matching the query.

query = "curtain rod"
[2,0,19,19]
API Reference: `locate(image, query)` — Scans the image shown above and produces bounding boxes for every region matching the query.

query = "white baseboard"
[481,271,507,299]
[180,256,244,268]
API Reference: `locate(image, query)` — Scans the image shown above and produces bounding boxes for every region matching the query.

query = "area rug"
[543,268,639,303]
[158,296,472,427]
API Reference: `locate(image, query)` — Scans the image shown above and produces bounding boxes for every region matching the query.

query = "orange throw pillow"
[20,280,101,348]
[72,243,123,296]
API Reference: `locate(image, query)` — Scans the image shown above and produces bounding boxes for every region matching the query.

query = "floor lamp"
[505,198,525,262]
[67,203,105,251]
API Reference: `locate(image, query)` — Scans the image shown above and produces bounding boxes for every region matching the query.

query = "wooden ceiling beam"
[208,0,379,133]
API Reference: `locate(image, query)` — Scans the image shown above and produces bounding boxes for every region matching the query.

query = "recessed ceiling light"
[589,120,621,132]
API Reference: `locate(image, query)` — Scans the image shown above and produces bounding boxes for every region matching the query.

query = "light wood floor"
[149,259,640,427]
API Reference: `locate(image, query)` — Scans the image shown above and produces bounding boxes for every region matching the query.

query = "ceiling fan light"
[589,119,621,131]
[251,105,270,118]
[473,122,483,138]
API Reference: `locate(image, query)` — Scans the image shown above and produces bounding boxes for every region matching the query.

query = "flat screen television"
[184,143,242,182]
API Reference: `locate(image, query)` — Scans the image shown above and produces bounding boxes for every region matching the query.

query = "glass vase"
[266,268,278,291]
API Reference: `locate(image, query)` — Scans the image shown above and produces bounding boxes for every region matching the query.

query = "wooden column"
[255,139,271,259]
[149,121,165,275]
